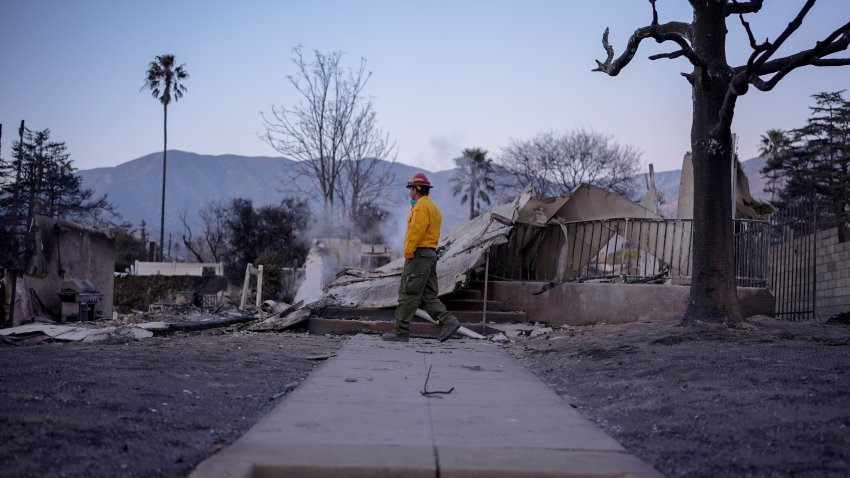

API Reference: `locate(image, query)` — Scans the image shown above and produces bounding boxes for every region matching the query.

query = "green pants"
[394,248,459,337]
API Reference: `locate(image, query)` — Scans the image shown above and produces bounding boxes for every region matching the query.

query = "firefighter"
[382,172,462,342]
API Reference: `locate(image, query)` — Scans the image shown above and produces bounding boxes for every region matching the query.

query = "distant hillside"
[77,151,511,246]
[79,151,770,248]
[80,151,307,232]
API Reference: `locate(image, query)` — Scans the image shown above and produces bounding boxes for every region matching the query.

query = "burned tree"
[263,46,396,233]
[594,1,850,325]
[499,129,640,198]
[178,200,230,264]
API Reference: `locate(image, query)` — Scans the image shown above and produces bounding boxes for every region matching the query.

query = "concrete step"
[443,288,483,300]
[307,317,502,337]
[321,306,527,325]
[440,298,505,311]
[453,310,528,323]
[321,306,395,321]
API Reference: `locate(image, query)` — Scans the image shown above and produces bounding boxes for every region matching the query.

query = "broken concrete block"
[119,326,155,340]
[134,322,169,331]
[529,327,554,338]
[490,333,509,343]
[62,327,117,342]
[247,308,312,332]
[0,324,78,338]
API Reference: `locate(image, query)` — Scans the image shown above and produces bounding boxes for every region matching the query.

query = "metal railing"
[734,219,771,287]
[767,202,817,320]
[488,217,770,286]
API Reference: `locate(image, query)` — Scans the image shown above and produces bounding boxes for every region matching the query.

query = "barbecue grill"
[58,278,103,322]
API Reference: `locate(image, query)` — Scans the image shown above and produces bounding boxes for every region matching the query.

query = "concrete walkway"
[190,334,664,478]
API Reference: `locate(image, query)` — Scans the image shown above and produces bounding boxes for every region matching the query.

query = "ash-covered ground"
[1,316,848,477]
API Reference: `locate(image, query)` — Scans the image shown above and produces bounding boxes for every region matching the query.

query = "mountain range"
[77,150,770,245]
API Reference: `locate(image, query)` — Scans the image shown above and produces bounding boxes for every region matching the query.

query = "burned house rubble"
[2,215,116,329]
[312,156,774,328]
[319,188,530,309]
[1,155,776,343]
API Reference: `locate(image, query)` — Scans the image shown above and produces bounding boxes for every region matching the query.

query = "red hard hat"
[406,172,432,188]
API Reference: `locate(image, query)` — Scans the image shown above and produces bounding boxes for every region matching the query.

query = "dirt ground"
[506,317,850,478]
[0,329,346,478]
[1,316,849,477]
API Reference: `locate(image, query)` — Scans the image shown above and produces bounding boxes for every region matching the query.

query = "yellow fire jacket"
[403,195,442,258]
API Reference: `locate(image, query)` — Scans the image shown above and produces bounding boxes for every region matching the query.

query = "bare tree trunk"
[3,268,17,327]
[179,208,205,262]
[682,4,742,325]
[13,121,24,236]
[160,104,168,262]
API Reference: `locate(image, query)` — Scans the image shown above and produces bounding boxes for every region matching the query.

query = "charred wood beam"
[168,314,257,331]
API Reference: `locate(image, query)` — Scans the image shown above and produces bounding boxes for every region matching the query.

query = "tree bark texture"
[683,4,743,325]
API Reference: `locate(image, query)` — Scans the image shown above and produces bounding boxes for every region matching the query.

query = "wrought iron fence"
[488,217,770,286]
[734,219,771,287]
[767,202,817,320]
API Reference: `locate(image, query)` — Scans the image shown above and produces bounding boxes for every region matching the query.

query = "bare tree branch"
[811,57,850,66]
[716,3,850,136]
[649,50,686,61]
[498,129,639,198]
[263,46,394,228]
[593,1,698,76]
[179,207,204,262]
[735,3,770,51]
[593,22,697,74]
[751,0,818,73]
[726,0,763,16]
[743,26,850,92]
[199,200,227,263]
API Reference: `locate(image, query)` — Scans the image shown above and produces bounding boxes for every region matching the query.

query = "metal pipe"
[481,249,489,334]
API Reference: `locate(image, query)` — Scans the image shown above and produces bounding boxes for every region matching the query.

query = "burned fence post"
[240,263,264,310]
[3,268,17,328]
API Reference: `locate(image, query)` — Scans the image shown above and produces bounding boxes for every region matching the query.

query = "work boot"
[437,321,461,342]
[381,332,409,342]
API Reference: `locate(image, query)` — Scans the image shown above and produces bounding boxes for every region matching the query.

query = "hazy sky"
[2,1,848,174]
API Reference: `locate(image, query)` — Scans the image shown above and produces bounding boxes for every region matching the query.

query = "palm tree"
[450,148,496,220]
[758,129,790,203]
[143,54,188,261]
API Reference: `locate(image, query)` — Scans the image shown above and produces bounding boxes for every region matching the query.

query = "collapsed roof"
[321,183,663,308]
[322,186,531,308]
[320,156,769,307]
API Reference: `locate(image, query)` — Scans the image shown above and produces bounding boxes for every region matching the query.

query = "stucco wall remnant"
[12,216,115,325]
[486,281,774,326]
